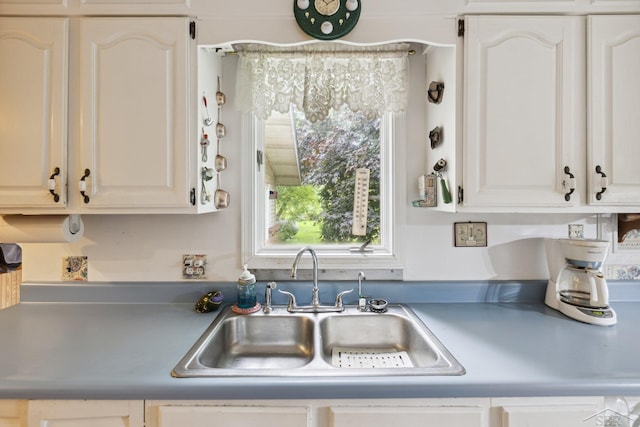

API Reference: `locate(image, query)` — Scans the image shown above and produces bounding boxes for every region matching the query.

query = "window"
[237,43,409,275]
[266,105,381,246]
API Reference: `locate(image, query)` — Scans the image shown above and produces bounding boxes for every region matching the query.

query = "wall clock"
[293,0,361,40]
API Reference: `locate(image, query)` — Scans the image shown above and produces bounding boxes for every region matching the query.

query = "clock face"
[294,0,361,40]
[314,0,339,16]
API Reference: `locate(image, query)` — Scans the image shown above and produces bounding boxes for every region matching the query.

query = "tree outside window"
[267,105,381,246]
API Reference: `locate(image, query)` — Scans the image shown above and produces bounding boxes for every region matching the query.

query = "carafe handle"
[591,273,608,307]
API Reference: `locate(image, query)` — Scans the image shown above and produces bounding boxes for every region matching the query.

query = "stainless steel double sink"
[172,304,465,377]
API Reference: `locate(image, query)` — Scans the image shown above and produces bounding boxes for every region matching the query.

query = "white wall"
[19,0,640,283]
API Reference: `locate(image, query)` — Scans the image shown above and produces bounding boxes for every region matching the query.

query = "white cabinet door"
[0,18,68,209]
[463,16,584,208]
[501,406,600,427]
[330,405,488,427]
[27,400,144,427]
[588,15,640,206]
[153,405,310,427]
[0,400,26,427]
[494,396,603,427]
[78,17,193,209]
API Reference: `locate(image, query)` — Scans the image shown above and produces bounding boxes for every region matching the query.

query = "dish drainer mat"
[331,347,414,368]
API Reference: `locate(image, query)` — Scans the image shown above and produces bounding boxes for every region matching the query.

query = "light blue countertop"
[0,281,638,400]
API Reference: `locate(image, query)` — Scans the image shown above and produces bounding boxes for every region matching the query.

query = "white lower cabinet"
[146,401,310,427]
[152,404,309,427]
[0,400,143,426]
[27,400,144,427]
[145,399,490,427]
[1,396,637,427]
[329,403,489,427]
[491,397,604,427]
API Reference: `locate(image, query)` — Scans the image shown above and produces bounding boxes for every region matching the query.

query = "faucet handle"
[335,288,354,309]
[277,290,298,311]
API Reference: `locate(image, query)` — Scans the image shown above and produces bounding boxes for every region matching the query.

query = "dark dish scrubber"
[195,290,224,313]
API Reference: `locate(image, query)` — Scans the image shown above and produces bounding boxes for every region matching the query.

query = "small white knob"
[321,21,333,35]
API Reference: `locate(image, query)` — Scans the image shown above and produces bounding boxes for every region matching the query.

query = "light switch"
[454,222,487,247]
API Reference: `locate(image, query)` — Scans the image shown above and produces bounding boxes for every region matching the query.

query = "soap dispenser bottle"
[234,264,258,313]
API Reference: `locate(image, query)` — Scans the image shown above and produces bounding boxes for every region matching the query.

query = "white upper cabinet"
[0,18,68,209]
[462,16,584,209]
[77,18,193,210]
[0,0,190,16]
[0,17,213,214]
[587,15,640,206]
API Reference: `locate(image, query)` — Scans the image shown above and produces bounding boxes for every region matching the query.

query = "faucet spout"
[291,247,320,307]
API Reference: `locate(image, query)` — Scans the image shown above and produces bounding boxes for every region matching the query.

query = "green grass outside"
[289,220,322,244]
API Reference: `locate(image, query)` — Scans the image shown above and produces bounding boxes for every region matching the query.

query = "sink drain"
[331,348,414,368]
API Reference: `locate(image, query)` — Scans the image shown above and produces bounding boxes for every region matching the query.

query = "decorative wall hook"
[427,81,445,104]
[429,126,442,149]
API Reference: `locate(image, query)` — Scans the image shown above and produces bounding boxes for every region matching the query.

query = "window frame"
[241,111,406,278]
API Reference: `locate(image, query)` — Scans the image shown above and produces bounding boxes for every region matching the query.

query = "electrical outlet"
[183,254,207,279]
[568,224,584,239]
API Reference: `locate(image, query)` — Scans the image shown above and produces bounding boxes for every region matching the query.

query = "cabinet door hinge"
[457,186,464,204]
[189,21,196,40]
[457,19,465,37]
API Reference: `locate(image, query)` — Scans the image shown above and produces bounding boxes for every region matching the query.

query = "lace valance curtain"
[235,44,410,123]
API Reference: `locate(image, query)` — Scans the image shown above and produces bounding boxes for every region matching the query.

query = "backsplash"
[19,212,640,283]
[605,265,640,281]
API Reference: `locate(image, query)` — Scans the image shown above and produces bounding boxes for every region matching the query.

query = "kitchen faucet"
[280,246,353,313]
[291,247,320,306]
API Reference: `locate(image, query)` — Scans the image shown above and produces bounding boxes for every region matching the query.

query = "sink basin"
[320,313,440,368]
[172,304,465,377]
[196,315,315,369]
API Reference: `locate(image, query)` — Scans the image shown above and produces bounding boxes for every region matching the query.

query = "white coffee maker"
[544,238,616,326]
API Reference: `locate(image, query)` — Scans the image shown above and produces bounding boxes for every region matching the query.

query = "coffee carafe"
[544,238,616,326]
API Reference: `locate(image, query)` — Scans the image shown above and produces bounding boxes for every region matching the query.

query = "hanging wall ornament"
[293,0,361,40]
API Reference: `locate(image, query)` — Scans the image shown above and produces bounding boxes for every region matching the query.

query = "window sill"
[252,267,403,282]
[247,248,404,281]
